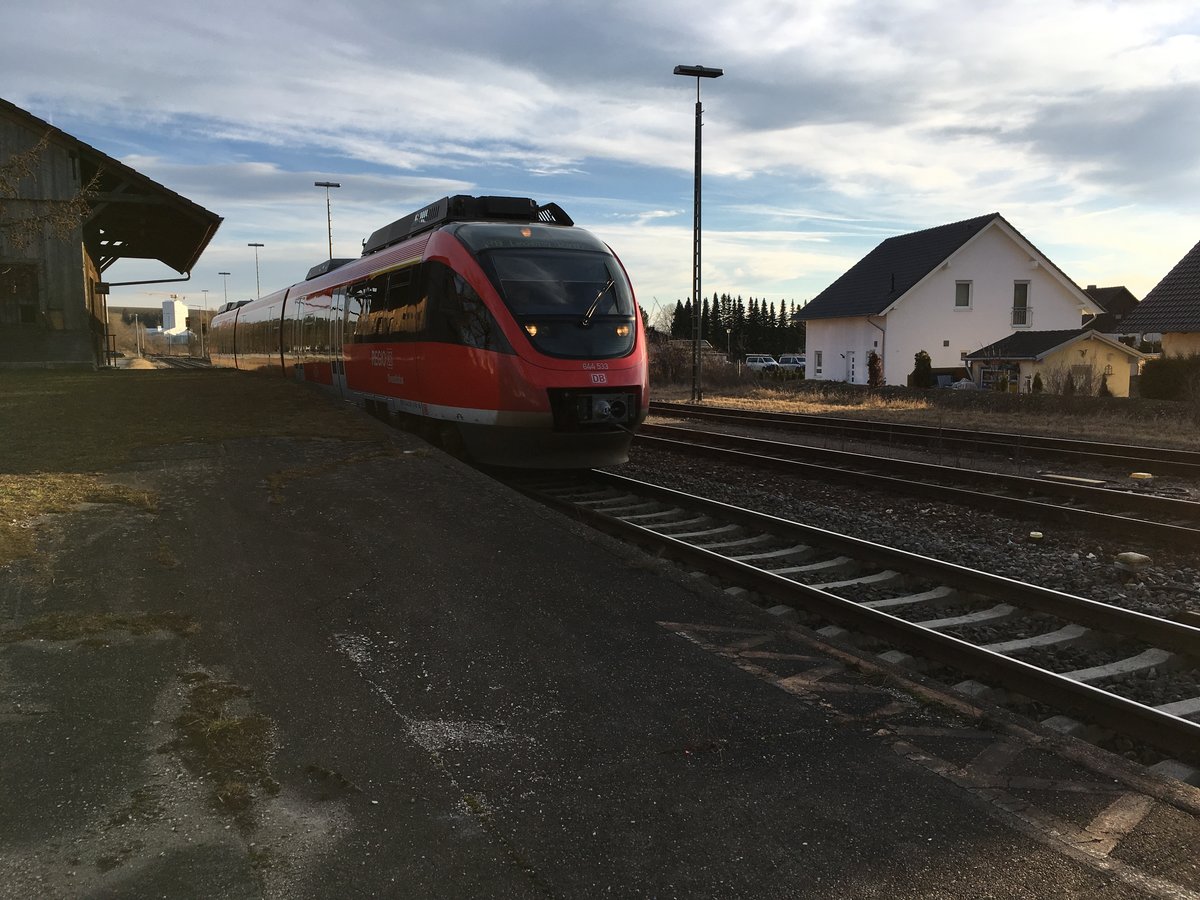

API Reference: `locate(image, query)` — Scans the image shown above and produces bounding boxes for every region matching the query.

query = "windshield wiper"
[581,279,615,327]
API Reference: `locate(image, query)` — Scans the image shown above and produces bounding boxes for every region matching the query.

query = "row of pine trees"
[669,294,806,358]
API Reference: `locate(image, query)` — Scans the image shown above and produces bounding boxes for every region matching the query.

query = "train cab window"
[485,250,634,318]
[477,248,636,360]
[425,261,512,353]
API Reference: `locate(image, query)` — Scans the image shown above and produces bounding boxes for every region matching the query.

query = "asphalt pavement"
[3,386,1200,898]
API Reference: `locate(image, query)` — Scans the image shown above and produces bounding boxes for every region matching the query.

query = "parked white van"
[777,354,805,371]
[744,354,778,371]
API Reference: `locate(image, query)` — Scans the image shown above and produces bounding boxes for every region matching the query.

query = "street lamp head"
[247,242,264,248]
[674,64,723,79]
[314,181,341,189]
[218,271,230,276]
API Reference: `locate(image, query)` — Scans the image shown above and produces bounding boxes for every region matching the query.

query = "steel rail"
[650,401,1200,476]
[581,470,1200,656]
[517,470,1200,758]
[635,426,1200,547]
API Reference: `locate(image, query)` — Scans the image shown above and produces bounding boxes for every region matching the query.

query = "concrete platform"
[3,388,1200,898]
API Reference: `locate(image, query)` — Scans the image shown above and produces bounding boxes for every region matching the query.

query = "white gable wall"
[804,317,880,384]
[806,223,1094,385]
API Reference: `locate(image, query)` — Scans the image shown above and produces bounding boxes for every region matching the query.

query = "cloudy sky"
[4,0,1199,322]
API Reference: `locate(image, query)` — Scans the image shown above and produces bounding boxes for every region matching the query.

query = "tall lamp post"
[247,243,264,299]
[200,290,209,358]
[315,181,341,260]
[673,64,723,403]
[218,271,231,306]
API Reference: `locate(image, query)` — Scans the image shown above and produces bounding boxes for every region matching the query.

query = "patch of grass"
[165,671,279,821]
[0,473,157,566]
[0,369,383,475]
[0,610,199,644]
[154,540,179,569]
[0,369,387,566]
[654,382,1200,450]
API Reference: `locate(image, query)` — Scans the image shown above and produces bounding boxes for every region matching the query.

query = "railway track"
[633,423,1200,549]
[148,355,212,369]
[651,401,1200,477]
[509,469,1200,762]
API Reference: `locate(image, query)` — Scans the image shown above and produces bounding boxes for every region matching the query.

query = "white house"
[797,213,1102,385]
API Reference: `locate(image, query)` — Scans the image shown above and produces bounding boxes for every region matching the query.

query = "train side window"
[385,266,426,338]
[348,276,384,342]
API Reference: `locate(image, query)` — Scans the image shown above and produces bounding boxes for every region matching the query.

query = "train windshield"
[477,247,636,359]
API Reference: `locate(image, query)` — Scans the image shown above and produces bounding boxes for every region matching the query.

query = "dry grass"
[166,671,279,819]
[654,382,1200,450]
[0,369,385,565]
[0,610,198,643]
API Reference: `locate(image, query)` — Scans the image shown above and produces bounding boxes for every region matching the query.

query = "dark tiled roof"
[1083,285,1139,315]
[1118,238,1200,333]
[1082,285,1140,332]
[797,213,999,320]
[965,329,1090,360]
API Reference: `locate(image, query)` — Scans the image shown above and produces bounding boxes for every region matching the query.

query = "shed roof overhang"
[80,149,221,275]
[1,97,222,275]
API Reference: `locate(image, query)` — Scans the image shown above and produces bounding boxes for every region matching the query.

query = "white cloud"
[6,0,1197,306]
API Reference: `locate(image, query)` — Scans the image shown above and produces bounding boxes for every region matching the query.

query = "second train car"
[208,195,649,467]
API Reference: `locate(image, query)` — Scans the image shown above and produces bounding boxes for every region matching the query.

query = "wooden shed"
[0,97,221,367]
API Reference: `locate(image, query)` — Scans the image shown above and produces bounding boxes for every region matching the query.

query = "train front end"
[434,218,648,468]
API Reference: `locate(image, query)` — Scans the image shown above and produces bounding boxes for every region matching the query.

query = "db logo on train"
[591,373,608,384]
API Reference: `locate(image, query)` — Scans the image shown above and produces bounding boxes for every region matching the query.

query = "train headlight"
[615,324,630,337]
[524,324,539,337]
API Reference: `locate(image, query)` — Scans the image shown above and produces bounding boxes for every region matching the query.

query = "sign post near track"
[673,64,723,403]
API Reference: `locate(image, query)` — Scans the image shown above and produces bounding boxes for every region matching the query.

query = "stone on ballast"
[1114,551,1152,573]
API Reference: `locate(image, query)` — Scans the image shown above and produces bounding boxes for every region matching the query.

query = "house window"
[814,350,823,375]
[954,281,972,309]
[1012,281,1031,327]
[0,264,39,326]
[943,340,950,347]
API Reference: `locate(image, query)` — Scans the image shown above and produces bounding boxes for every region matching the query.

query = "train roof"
[363,195,573,256]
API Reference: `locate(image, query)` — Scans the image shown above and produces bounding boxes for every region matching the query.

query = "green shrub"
[912,350,933,388]
[1140,353,1200,401]
[867,350,883,388]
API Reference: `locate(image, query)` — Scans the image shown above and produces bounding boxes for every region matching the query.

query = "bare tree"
[0,132,101,249]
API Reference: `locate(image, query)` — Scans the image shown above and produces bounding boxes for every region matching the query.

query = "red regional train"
[208,195,648,467]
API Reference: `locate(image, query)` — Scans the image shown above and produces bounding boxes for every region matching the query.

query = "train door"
[331,288,347,397]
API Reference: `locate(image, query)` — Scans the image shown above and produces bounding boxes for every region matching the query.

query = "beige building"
[965,329,1145,397]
